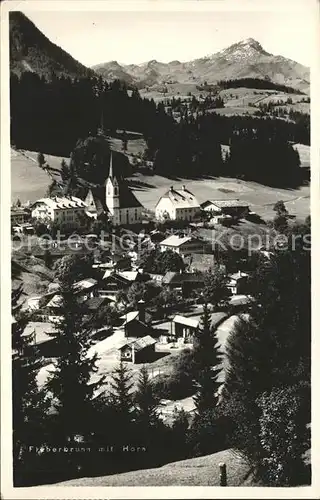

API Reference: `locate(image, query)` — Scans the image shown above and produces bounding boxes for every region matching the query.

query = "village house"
[98,270,137,300]
[11,207,31,226]
[172,315,200,343]
[83,296,112,313]
[159,234,206,257]
[94,252,132,271]
[118,300,154,338]
[26,296,43,312]
[21,322,62,358]
[73,277,99,301]
[47,278,98,303]
[44,294,64,323]
[227,271,250,295]
[201,199,250,222]
[119,335,157,363]
[87,330,156,365]
[162,272,205,297]
[155,185,200,221]
[85,152,143,225]
[31,195,88,230]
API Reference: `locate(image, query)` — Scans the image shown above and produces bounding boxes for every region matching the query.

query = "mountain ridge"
[93,38,309,92]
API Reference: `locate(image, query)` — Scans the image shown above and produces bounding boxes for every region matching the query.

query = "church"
[85,152,143,225]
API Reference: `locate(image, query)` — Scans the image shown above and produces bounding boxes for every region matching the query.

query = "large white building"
[155,186,200,221]
[31,196,88,229]
[85,152,143,225]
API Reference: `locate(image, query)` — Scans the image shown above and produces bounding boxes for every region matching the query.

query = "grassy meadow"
[11,147,310,221]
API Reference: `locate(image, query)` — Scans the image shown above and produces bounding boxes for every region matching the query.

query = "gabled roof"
[11,208,30,216]
[85,180,142,213]
[85,187,109,216]
[115,179,143,209]
[119,308,153,327]
[120,311,140,324]
[228,271,249,282]
[173,315,200,329]
[201,199,249,209]
[84,296,111,310]
[121,335,157,352]
[46,294,63,308]
[102,271,131,285]
[159,235,193,247]
[22,322,58,345]
[117,271,139,282]
[156,186,200,209]
[31,196,87,210]
[73,277,98,292]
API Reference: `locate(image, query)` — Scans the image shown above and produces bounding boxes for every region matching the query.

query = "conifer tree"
[257,384,310,486]
[135,365,160,430]
[192,303,221,414]
[37,152,46,169]
[43,248,53,269]
[109,361,134,421]
[190,303,223,455]
[12,289,49,485]
[201,267,231,310]
[222,229,311,483]
[60,159,70,182]
[109,361,135,443]
[45,275,103,448]
[171,407,190,459]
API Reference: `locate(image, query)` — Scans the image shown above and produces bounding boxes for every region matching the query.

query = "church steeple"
[108,151,113,180]
[106,150,119,213]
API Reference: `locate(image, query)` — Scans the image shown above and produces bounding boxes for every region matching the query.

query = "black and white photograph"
[1,0,318,496]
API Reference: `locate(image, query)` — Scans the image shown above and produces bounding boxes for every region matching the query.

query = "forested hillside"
[10,12,93,79]
[10,73,309,188]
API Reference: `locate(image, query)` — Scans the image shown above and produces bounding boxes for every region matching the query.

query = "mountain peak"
[218,37,270,61]
[238,38,263,50]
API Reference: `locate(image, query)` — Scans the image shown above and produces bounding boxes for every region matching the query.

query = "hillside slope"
[51,449,254,486]
[10,12,93,79]
[93,38,309,92]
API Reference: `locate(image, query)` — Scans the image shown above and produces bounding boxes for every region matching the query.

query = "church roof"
[116,179,143,209]
[84,151,143,213]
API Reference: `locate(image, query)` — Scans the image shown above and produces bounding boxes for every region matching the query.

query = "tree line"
[11,72,309,188]
[217,77,304,94]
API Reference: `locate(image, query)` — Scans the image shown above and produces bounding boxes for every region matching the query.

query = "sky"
[13,1,316,67]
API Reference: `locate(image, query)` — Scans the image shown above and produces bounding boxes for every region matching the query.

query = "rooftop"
[31,196,87,210]
[173,315,200,329]
[11,208,30,215]
[84,296,111,310]
[46,294,63,308]
[120,311,140,324]
[122,335,157,352]
[73,277,98,292]
[156,186,200,209]
[229,271,249,281]
[202,199,249,209]
[22,322,58,345]
[160,235,193,247]
[117,271,139,282]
